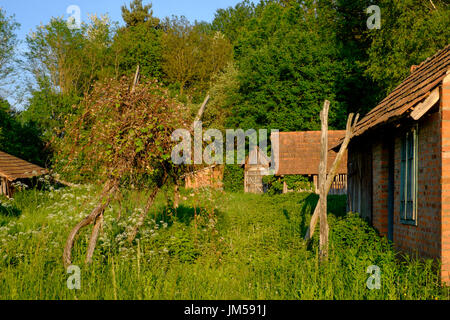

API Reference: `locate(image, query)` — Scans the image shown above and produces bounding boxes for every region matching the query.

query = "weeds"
[0,187,448,299]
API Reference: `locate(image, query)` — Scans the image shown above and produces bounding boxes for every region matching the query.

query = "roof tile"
[0,151,47,181]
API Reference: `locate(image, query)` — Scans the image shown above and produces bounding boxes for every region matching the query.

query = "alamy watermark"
[171,121,279,174]
[67,265,81,290]
[67,5,81,30]
[366,5,381,30]
[366,265,381,290]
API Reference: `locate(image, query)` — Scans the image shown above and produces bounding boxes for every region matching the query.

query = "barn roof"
[0,151,47,181]
[351,44,450,139]
[272,131,347,175]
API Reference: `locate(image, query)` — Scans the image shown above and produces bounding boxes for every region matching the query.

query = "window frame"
[400,125,418,226]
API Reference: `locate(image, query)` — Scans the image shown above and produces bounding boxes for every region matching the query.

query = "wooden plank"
[410,87,440,120]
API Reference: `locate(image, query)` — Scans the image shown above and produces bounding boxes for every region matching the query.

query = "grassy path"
[0,187,447,299]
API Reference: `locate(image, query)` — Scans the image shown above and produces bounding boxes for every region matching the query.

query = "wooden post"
[304,111,359,241]
[173,183,179,209]
[319,100,329,259]
[131,65,140,93]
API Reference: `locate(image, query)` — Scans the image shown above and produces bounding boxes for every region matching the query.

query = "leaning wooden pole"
[304,112,359,241]
[318,100,329,259]
[194,95,210,127]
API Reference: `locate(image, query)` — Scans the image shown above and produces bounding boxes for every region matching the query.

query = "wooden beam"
[319,100,329,259]
[410,87,440,120]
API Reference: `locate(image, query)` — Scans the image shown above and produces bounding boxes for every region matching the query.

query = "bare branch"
[63,183,117,267]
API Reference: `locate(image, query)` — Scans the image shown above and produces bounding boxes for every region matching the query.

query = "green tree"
[0,8,19,91]
[364,0,450,96]
[0,98,47,166]
[20,80,80,141]
[112,0,162,79]
[211,0,256,44]
[223,1,348,131]
[203,62,240,130]
[121,0,159,27]
[25,16,115,97]
[161,16,233,98]
[322,0,382,115]
[24,16,115,136]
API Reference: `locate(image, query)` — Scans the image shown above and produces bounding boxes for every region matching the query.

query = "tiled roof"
[0,151,47,181]
[352,44,450,138]
[272,131,347,175]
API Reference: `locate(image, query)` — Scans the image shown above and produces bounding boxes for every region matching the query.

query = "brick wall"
[372,141,389,236]
[365,75,450,284]
[392,111,441,260]
[441,73,450,283]
[370,111,442,271]
[185,165,224,189]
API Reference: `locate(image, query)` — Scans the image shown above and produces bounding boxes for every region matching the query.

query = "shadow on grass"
[0,202,21,218]
[0,201,22,227]
[152,204,222,228]
[299,193,347,237]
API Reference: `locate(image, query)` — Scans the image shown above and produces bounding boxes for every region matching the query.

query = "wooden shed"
[341,44,450,284]
[0,151,47,197]
[271,131,347,194]
[243,146,271,193]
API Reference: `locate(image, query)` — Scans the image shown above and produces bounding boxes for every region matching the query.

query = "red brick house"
[346,44,450,284]
[271,131,348,194]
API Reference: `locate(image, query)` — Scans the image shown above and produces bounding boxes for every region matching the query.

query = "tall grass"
[0,186,448,299]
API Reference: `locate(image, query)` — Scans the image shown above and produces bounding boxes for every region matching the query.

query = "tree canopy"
[0,8,19,92]
[0,0,447,175]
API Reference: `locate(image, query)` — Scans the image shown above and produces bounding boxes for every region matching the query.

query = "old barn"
[0,151,47,197]
[271,131,348,194]
[345,44,450,284]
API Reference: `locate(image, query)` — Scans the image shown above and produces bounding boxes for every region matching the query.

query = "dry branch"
[86,213,104,264]
[194,95,210,126]
[63,182,117,267]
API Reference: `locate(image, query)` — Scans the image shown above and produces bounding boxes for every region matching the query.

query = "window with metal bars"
[400,126,418,225]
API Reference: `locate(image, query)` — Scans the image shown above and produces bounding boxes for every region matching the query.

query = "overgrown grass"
[0,186,448,299]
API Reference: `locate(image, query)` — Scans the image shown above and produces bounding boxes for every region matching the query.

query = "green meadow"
[0,186,447,300]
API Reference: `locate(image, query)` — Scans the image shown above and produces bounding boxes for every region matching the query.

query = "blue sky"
[1,0,243,42]
[0,0,243,108]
